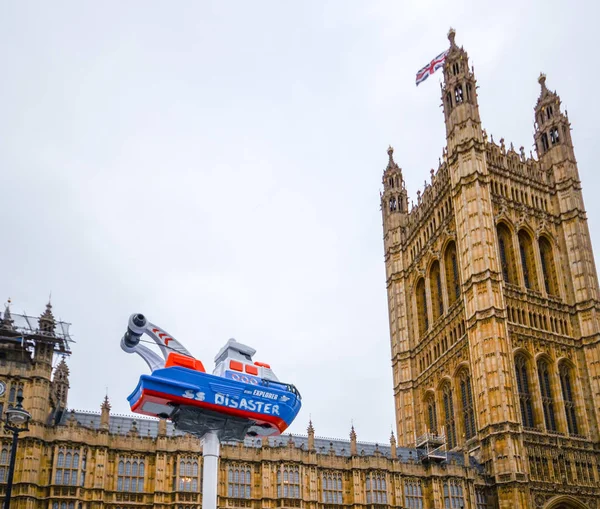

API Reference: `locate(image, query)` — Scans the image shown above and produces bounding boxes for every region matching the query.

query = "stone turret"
[307,419,315,451]
[100,395,111,430]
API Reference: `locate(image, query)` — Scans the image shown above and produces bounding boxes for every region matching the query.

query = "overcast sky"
[1,1,599,444]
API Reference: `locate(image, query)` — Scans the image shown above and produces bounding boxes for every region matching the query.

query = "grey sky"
[1,1,598,443]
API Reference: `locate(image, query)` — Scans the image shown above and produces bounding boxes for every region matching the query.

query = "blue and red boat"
[121,315,301,438]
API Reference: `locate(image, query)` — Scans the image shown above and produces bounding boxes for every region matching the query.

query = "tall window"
[321,472,343,504]
[117,457,145,492]
[475,489,488,509]
[416,278,428,338]
[228,465,252,498]
[277,465,300,499]
[365,472,387,504]
[404,480,424,509]
[559,363,579,435]
[425,393,437,434]
[52,503,75,509]
[55,449,82,486]
[0,446,8,483]
[515,355,535,428]
[459,371,476,440]
[496,224,517,284]
[518,230,538,291]
[539,236,558,295]
[537,359,557,432]
[444,241,460,306]
[177,458,199,491]
[454,85,464,104]
[430,261,444,321]
[442,383,457,448]
[443,480,464,508]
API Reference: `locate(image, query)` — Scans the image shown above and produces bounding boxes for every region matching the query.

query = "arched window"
[321,472,343,504]
[425,393,437,434]
[537,359,557,432]
[455,85,464,104]
[277,465,300,499]
[541,132,549,153]
[415,278,428,338]
[559,363,579,435]
[366,472,387,504]
[515,355,535,428]
[442,383,457,448]
[446,92,452,111]
[496,223,517,284]
[443,480,464,508]
[229,465,252,498]
[539,236,559,295]
[429,261,444,322]
[444,241,460,306]
[404,480,424,508]
[518,230,539,291]
[459,371,476,440]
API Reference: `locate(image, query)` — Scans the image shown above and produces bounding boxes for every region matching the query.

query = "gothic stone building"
[381,29,600,509]
[0,302,486,509]
[0,29,599,509]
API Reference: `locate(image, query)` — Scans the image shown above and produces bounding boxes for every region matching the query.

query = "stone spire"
[440,28,482,153]
[349,425,357,456]
[100,395,111,430]
[1,299,14,329]
[38,300,56,334]
[382,146,408,216]
[307,419,315,450]
[389,431,397,459]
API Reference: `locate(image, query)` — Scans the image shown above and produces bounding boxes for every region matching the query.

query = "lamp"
[3,396,31,509]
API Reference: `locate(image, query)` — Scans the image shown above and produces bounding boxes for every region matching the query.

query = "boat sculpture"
[121,313,302,441]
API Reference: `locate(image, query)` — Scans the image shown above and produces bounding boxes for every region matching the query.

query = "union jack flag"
[415,50,449,86]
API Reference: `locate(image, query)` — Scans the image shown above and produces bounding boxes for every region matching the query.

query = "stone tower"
[382,29,600,509]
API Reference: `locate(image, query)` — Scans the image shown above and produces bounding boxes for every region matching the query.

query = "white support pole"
[202,431,221,509]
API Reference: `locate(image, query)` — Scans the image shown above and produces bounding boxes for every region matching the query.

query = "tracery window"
[228,465,252,498]
[559,363,579,435]
[454,85,463,104]
[538,236,559,295]
[117,457,145,492]
[443,479,464,508]
[415,278,428,338]
[515,355,535,428]
[442,383,457,448]
[403,479,423,509]
[0,446,8,483]
[475,488,488,509]
[365,472,387,504]
[459,370,476,440]
[430,261,444,322]
[277,465,300,499]
[537,359,557,432]
[52,503,75,509]
[550,127,560,145]
[55,448,84,486]
[176,458,199,491]
[425,393,437,434]
[541,132,549,152]
[444,241,460,306]
[518,230,538,291]
[321,471,343,504]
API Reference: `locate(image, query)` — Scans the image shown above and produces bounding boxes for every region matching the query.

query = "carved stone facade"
[0,304,491,509]
[381,29,600,509]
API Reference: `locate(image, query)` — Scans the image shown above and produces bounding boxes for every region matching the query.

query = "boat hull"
[127,367,301,436]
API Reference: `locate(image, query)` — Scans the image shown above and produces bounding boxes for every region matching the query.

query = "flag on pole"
[415,50,449,86]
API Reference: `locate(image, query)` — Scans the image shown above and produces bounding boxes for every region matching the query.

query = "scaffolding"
[415,431,447,462]
[0,311,73,355]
